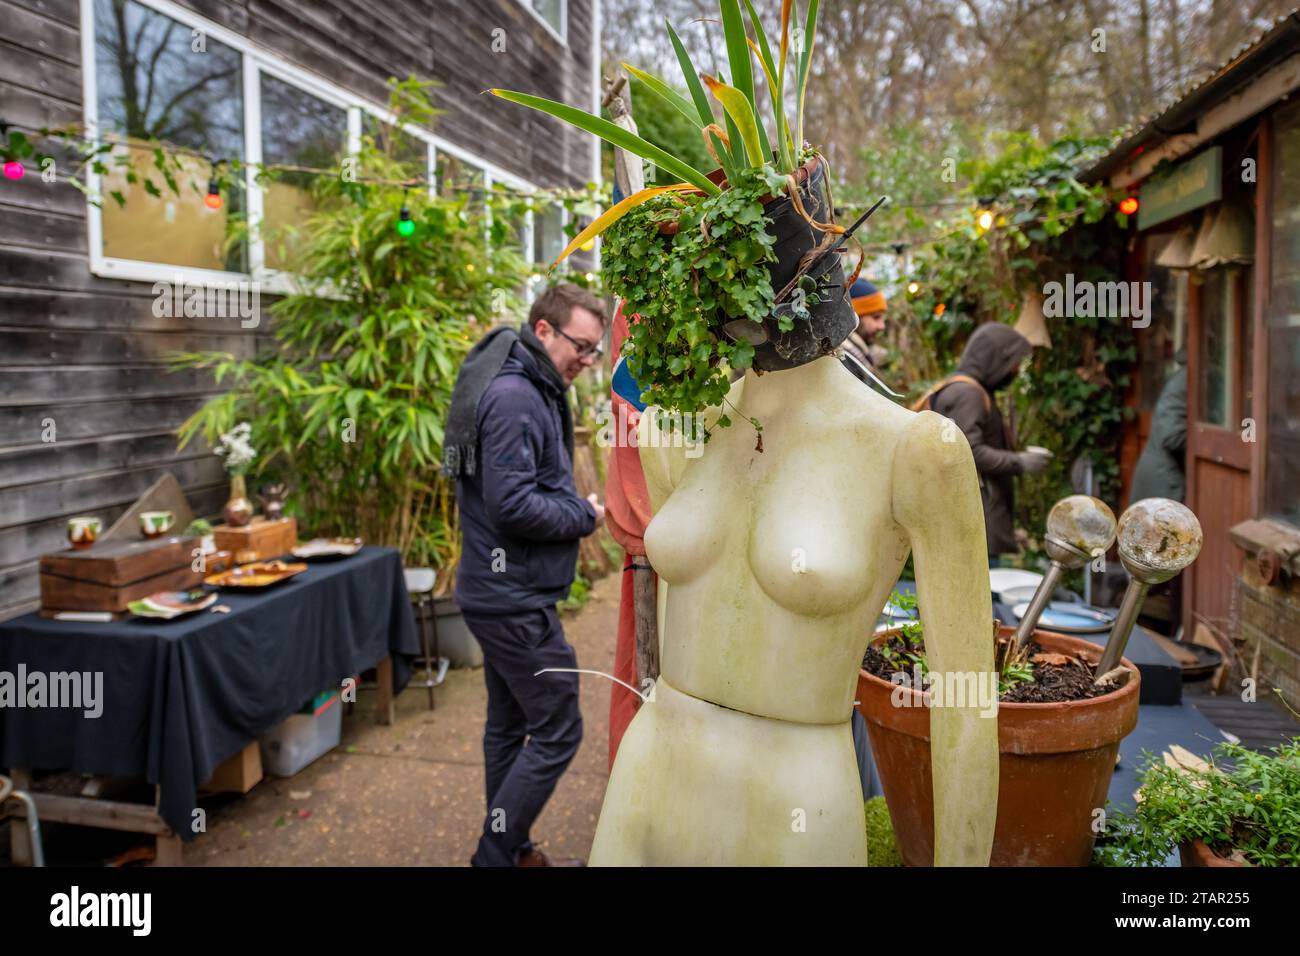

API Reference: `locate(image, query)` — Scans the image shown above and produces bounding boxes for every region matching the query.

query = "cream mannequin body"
[589,354,999,866]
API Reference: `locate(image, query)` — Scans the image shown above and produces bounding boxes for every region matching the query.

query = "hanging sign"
[1137,146,1222,230]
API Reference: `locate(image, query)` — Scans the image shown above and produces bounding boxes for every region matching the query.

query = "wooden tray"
[204,560,308,588]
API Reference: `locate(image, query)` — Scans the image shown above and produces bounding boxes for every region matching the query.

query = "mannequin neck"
[739,355,842,419]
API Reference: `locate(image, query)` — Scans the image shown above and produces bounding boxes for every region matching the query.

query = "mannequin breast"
[643,362,914,724]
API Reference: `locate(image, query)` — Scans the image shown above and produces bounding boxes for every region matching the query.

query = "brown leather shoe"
[515,848,585,867]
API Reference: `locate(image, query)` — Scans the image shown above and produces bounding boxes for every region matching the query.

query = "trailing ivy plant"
[601,165,799,429]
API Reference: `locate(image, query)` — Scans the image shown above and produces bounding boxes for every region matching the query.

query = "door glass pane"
[95,0,245,271]
[260,74,347,271]
[1266,101,1300,525]
[1196,268,1233,427]
[1140,235,1190,413]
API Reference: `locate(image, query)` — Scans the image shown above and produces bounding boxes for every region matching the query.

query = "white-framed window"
[518,0,567,45]
[80,0,540,290]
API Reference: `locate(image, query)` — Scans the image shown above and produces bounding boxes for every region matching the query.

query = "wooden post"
[375,655,395,725]
[632,565,659,690]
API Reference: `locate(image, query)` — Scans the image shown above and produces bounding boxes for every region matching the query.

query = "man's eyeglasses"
[554,326,604,359]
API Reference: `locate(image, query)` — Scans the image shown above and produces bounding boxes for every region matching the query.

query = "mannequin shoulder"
[891,409,978,483]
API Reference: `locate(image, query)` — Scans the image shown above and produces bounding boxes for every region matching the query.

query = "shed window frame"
[80,0,541,293]
[515,0,568,46]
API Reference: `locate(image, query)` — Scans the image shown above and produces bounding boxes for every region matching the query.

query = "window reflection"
[95,0,245,271]
[260,74,347,271]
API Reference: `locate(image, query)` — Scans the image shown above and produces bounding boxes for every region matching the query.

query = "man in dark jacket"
[443,283,607,867]
[926,324,1051,560]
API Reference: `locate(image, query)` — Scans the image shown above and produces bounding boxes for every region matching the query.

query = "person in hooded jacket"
[918,323,1051,561]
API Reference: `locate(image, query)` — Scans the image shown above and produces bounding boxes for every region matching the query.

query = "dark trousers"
[462,605,583,866]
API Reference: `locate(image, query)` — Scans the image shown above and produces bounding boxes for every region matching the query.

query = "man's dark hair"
[527,283,607,331]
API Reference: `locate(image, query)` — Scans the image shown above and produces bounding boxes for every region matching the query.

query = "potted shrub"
[492,0,858,429]
[1094,739,1300,867]
[856,595,1141,866]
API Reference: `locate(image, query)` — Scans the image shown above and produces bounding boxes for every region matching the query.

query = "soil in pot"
[862,630,1121,703]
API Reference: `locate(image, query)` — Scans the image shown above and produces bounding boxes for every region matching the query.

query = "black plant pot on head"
[722,158,857,371]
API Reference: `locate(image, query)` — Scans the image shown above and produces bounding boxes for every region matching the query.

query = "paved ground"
[9,571,621,867]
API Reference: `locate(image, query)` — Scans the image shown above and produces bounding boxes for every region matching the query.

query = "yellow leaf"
[549,183,697,270]
[701,74,764,166]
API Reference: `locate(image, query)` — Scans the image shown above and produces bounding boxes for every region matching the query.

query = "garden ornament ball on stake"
[1013,495,1117,651]
[1094,498,1203,682]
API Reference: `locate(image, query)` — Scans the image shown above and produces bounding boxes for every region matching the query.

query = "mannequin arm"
[891,410,999,866]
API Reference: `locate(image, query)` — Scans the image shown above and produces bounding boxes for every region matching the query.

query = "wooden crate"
[40,537,203,616]
[213,517,298,561]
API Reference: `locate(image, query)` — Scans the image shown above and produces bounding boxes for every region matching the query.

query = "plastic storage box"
[259,691,342,777]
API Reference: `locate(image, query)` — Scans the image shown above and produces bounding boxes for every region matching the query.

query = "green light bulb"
[397,204,414,236]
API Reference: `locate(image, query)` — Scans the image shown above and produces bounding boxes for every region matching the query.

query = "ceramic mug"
[139,510,175,539]
[67,516,102,550]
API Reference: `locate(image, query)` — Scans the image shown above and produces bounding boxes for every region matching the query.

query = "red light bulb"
[204,177,223,210]
[2,160,24,180]
[1119,196,1139,216]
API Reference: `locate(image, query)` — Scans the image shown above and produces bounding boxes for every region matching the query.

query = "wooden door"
[1186,265,1255,639]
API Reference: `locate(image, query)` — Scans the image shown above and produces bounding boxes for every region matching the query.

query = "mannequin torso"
[590,355,998,866]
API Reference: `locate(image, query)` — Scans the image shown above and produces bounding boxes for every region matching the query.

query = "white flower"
[215,422,257,472]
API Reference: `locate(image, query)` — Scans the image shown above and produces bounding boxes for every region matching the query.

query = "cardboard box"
[200,742,263,794]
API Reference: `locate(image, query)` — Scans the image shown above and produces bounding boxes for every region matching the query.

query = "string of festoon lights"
[3,120,1138,261]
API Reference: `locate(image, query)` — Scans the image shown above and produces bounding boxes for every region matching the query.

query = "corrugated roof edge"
[1083,8,1300,184]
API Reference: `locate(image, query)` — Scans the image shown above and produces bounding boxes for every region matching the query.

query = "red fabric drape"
[604,303,654,770]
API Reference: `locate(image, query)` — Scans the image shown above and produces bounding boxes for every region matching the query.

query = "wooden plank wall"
[0,0,596,619]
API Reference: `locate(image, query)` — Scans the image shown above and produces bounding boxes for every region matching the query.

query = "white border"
[80,0,541,288]
[515,0,568,47]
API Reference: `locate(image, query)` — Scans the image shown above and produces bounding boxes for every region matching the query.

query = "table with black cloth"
[0,546,417,862]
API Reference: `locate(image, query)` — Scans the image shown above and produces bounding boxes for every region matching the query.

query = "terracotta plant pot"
[856,626,1140,867]
[1178,838,1246,867]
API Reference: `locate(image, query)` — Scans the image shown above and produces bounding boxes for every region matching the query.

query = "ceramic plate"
[1011,601,1115,634]
[129,589,218,619]
[291,537,364,561]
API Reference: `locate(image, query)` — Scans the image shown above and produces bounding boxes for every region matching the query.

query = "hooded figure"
[925,324,1036,557]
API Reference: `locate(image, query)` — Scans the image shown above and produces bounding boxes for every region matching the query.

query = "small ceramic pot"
[67,516,102,550]
[139,510,175,538]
